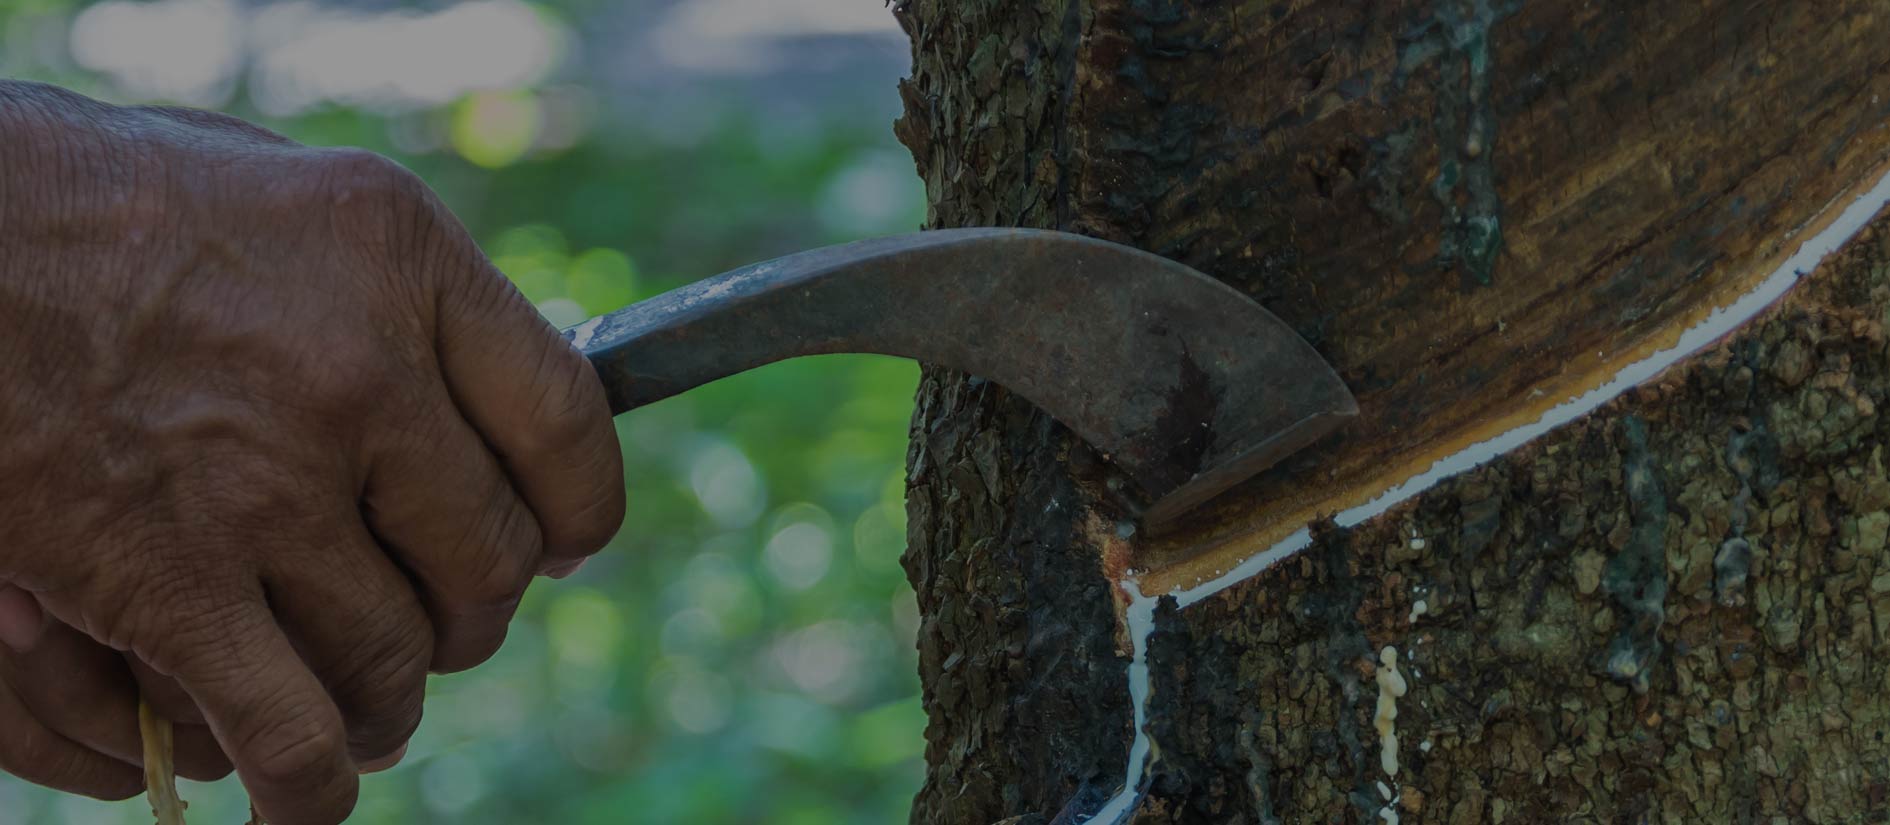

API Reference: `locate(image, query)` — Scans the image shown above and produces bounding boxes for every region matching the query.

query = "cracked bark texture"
[1139,216,1890,821]
[895,1,1890,823]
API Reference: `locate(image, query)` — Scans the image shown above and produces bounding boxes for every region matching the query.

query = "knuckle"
[364,610,434,681]
[295,326,409,421]
[111,570,231,661]
[525,343,609,455]
[311,148,433,254]
[317,148,418,199]
[466,548,533,617]
[164,466,306,546]
[309,148,479,319]
[460,494,542,611]
[243,710,343,787]
[341,627,429,752]
[428,502,534,675]
[137,597,263,685]
[549,455,626,557]
[437,508,537,662]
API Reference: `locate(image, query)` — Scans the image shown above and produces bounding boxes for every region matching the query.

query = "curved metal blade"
[564,228,1356,527]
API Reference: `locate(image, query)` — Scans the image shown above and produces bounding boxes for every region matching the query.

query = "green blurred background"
[1,1,928,822]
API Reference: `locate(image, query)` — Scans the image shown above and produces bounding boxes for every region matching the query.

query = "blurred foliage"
[1,1,927,823]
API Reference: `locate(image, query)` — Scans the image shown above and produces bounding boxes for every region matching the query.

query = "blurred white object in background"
[70,0,565,113]
[70,0,243,105]
[55,0,910,153]
[250,0,562,115]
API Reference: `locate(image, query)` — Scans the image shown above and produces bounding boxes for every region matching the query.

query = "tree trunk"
[893,2,1890,823]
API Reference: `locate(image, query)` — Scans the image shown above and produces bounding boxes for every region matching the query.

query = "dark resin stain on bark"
[893,0,1890,822]
[1133,215,1890,823]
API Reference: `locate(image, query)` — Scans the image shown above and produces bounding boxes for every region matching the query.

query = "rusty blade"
[564,228,1356,527]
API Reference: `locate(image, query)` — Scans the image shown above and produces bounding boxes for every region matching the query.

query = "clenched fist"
[0,81,625,824]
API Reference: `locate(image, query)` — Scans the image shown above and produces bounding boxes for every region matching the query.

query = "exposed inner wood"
[893,2,1890,822]
[1024,1,1890,587]
[1139,159,1890,596]
[1127,203,1890,823]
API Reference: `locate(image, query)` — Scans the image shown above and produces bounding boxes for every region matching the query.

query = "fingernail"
[0,586,45,654]
[545,560,587,580]
[358,742,409,774]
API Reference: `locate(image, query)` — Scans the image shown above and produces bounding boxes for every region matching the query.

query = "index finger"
[156,599,358,825]
[432,243,626,567]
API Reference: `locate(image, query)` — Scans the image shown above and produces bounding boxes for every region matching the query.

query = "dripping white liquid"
[1091,165,1890,818]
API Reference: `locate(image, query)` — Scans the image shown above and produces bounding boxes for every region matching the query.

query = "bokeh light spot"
[536,296,588,328]
[547,588,625,699]
[419,752,487,817]
[688,440,766,528]
[764,521,833,591]
[453,89,541,168]
[771,620,867,703]
[659,667,733,734]
[659,606,725,658]
[678,550,762,632]
[852,502,906,574]
[566,247,638,314]
[817,149,923,236]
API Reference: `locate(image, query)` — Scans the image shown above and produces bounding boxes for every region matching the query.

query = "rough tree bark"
[894,2,1890,823]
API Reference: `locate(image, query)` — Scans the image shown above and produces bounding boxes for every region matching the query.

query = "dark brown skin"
[0,80,626,825]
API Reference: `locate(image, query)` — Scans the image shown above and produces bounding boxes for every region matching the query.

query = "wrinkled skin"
[0,81,626,824]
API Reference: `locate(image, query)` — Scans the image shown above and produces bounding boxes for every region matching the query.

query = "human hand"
[0,600,234,800]
[0,81,625,824]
